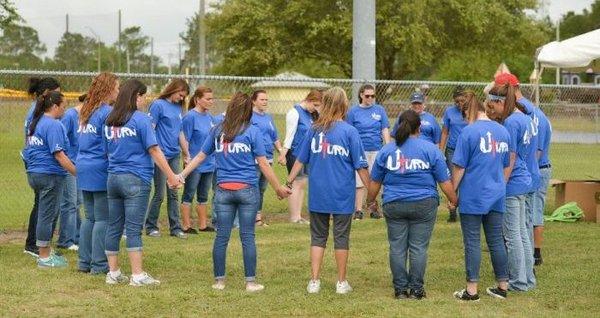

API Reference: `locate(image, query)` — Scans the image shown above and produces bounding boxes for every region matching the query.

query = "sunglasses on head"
[487,94,505,103]
[364,94,375,98]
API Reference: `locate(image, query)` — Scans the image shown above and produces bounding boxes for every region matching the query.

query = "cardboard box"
[596,192,600,224]
[551,180,600,222]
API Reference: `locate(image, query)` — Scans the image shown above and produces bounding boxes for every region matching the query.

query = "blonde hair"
[313,87,348,132]
[463,91,484,124]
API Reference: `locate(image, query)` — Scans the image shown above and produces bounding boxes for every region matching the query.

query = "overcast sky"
[13,0,597,65]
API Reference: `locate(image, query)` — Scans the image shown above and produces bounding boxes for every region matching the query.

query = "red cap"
[494,73,519,86]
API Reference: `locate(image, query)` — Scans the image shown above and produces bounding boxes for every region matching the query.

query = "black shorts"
[309,212,353,250]
[285,150,308,178]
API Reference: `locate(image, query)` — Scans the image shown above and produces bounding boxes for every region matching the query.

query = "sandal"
[255,218,269,227]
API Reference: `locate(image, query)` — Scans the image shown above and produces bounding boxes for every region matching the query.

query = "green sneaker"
[38,255,68,269]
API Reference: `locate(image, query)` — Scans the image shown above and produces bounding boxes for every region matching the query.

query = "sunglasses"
[364,94,376,99]
[487,94,505,103]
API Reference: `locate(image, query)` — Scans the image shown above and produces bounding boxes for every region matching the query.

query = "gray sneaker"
[147,230,160,237]
[129,272,160,287]
[106,272,129,285]
[170,231,188,239]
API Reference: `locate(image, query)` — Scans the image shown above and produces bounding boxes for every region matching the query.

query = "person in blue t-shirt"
[179,92,291,292]
[104,79,180,287]
[392,92,441,146]
[251,90,283,226]
[22,77,61,258]
[440,86,467,222]
[366,110,457,300]
[24,91,76,269]
[145,79,191,239]
[346,84,391,220]
[180,86,216,234]
[451,93,511,301]
[488,83,535,292]
[56,93,85,251]
[77,72,119,274]
[287,87,370,295]
[278,90,322,224]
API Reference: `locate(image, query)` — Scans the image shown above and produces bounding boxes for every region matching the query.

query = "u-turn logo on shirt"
[27,136,44,146]
[479,131,509,155]
[310,132,350,157]
[104,126,138,140]
[386,149,430,172]
[214,134,251,156]
[78,123,97,134]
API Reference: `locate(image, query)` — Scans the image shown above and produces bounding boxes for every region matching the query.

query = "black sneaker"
[183,228,199,234]
[409,289,426,300]
[453,289,480,301]
[198,226,215,232]
[370,211,382,219]
[394,289,409,299]
[353,211,364,220]
[23,245,39,258]
[486,287,507,299]
[534,256,543,266]
[447,209,457,223]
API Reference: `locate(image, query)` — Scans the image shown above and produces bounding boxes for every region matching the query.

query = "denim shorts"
[181,171,214,205]
[286,151,307,179]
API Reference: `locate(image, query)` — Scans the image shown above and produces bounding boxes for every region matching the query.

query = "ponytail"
[394,110,420,147]
[28,91,65,136]
[27,77,60,98]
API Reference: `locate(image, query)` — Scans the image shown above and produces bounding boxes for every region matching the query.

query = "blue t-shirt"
[452,120,511,214]
[533,107,552,167]
[77,103,112,191]
[371,138,449,204]
[442,105,468,149]
[346,104,390,151]
[24,115,69,175]
[104,111,158,185]
[290,104,314,153]
[525,117,540,192]
[251,111,279,160]
[148,99,182,159]
[297,121,368,214]
[213,113,225,125]
[24,102,36,140]
[201,125,266,186]
[393,111,441,145]
[182,109,216,173]
[503,112,533,197]
[60,108,79,161]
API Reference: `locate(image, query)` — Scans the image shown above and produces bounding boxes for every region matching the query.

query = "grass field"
[0,103,599,317]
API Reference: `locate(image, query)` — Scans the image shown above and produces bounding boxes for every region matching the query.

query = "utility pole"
[117,10,122,72]
[556,19,561,85]
[86,26,101,73]
[352,0,376,104]
[198,0,206,76]
[65,14,69,33]
[150,38,154,86]
[178,42,182,71]
[126,49,131,73]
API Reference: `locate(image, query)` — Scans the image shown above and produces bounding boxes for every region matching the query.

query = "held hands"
[167,173,185,190]
[277,153,287,166]
[183,155,191,168]
[275,185,292,200]
[447,197,458,211]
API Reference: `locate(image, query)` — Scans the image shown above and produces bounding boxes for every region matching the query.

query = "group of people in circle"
[22,71,551,300]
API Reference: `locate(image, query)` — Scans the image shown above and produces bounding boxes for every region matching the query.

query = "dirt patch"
[0,230,27,245]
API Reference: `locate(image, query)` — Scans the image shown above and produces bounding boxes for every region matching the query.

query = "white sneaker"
[212,280,225,290]
[129,272,160,286]
[246,282,265,292]
[336,280,353,294]
[106,271,129,285]
[67,245,79,251]
[307,279,321,293]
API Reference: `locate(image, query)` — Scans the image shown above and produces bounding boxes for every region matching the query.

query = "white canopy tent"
[532,28,600,104]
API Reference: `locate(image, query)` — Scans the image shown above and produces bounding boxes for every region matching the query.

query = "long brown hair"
[489,84,518,122]
[106,79,148,127]
[188,86,212,110]
[80,72,118,125]
[395,110,420,147]
[313,87,348,132]
[463,91,485,124]
[158,78,189,105]
[221,92,253,142]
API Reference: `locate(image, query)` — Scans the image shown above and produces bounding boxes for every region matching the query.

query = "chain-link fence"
[1,70,599,230]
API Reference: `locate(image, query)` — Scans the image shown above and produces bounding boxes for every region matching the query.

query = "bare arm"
[286,160,305,183]
[452,165,465,192]
[381,128,391,144]
[148,145,180,187]
[54,151,76,176]
[357,168,370,189]
[504,152,516,182]
[440,127,449,151]
[439,180,457,206]
[179,151,207,179]
[179,132,190,164]
[257,156,291,199]
[366,180,382,205]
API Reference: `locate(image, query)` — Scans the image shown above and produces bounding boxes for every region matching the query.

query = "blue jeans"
[460,211,508,282]
[79,191,109,274]
[182,171,214,205]
[57,174,80,247]
[255,164,269,212]
[213,186,259,281]
[27,173,65,248]
[533,167,551,227]
[145,155,182,235]
[444,147,455,176]
[504,195,536,291]
[105,174,151,254]
[382,197,438,292]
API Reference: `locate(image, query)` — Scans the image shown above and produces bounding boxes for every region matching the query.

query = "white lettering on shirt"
[104,126,137,140]
[480,131,509,154]
[215,134,251,155]
[386,149,430,173]
[311,132,349,157]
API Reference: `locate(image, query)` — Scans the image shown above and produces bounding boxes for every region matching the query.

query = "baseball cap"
[410,92,425,104]
[494,73,519,86]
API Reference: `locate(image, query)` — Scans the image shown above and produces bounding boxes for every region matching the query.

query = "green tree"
[183,0,550,81]
[559,0,600,39]
[53,32,102,71]
[120,26,161,73]
[0,23,46,69]
[0,0,20,29]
